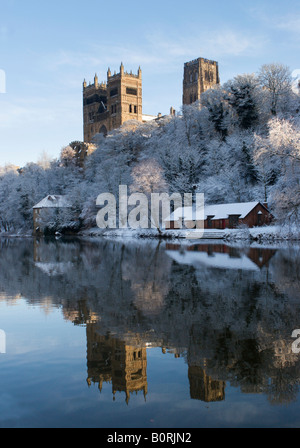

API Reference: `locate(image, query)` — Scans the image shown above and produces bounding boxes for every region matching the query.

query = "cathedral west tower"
[83,63,142,142]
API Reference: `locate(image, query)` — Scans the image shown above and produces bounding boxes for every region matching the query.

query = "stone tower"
[183,57,220,105]
[83,64,143,142]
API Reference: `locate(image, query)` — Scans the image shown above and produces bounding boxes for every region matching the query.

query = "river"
[0,237,299,428]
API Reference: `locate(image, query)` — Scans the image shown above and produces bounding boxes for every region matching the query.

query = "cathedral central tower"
[183,57,220,105]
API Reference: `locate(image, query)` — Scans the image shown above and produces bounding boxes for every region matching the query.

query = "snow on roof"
[142,114,157,122]
[33,195,72,209]
[166,202,262,222]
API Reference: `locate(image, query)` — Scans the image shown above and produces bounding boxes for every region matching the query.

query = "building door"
[229,215,240,229]
[257,213,262,226]
[207,216,213,229]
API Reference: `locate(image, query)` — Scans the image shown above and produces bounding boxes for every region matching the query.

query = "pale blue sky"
[0,0,299,166]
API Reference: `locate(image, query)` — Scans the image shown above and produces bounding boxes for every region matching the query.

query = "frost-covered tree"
[255,118,300,223]
[225,74,261,130]
[200,86,235,140]
[258,63,292,116]
[60,145,76,167]
[130,158,168,230]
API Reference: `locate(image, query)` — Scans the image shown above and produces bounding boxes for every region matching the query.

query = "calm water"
[0,237,300,428]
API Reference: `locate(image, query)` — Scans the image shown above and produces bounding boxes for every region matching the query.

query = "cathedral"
[83,57,220,142]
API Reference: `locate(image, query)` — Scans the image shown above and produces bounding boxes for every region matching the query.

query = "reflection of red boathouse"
[165,243,276,270]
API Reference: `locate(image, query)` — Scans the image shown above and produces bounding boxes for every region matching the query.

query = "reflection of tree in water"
[121,241,171,316]
[267,365,300,406]
[269,248,300,301]
[0,237,300,405]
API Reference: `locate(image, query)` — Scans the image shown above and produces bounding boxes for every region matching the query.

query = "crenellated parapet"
[83,63,143,142]
[83,74,107,92]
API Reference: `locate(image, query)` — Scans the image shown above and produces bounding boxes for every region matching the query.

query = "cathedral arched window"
[99,125,107,136]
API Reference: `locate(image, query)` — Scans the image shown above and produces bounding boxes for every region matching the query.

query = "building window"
[129,104,132,113]
[99,125,107,136]
[110,88,118,97]
[257,212,262,226]
[205,70,214,83]
[229,215,240,228]
[126,87,137,96]
[190,94,193,104]
[134,105,137,114]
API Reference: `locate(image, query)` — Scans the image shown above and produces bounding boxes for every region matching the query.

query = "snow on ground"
[1,224,299,245]
[224,225,300,242]
[78,224,300,247]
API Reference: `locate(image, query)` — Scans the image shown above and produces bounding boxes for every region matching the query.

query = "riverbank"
[1,224,300,242]
[78,224,300,243]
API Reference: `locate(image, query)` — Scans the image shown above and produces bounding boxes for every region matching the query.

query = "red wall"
[205,203,273,229]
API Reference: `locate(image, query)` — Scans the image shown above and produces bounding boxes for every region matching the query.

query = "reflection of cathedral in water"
[2,237,300,406]
[84,317,226,404]
[86,324,148,404]
[188,367,225,402]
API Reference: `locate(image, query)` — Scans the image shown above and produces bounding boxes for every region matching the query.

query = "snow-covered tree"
[254,118,300,223]
[258,63,293,116]
[224,74,260,130]
[60,145,76,167]
[200,86,235,140]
